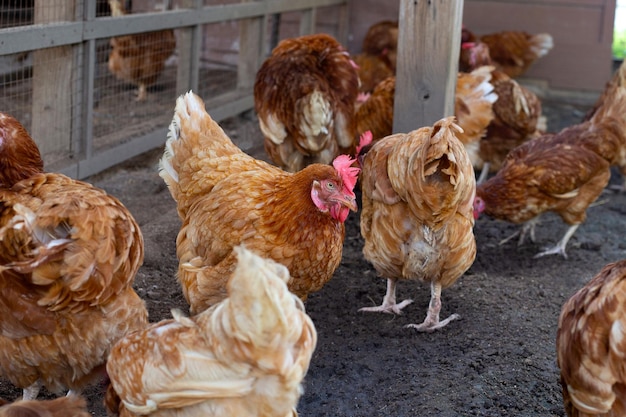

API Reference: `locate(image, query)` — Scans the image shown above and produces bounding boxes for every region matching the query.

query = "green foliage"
[613,29,626,59]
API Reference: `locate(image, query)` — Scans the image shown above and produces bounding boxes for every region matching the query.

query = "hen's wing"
[557,260,626,416]
[0,173,147,393]
[0,174,143,316]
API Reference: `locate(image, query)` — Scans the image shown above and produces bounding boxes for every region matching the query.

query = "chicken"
[253,33,360,172]
[461,27,554,78]
[353,20,398,94]
[0,112,147,400]
[476,69,546,179]
[354,76,395,141]
[556,259,626,417]
[454,66,499,174]
[459,41,546,182]
[459,40,492,74]
[352,52,395,95]
[159,91,360,314]
[355,67,498,163]
[107,0,176,101]
[361,20,398,71]
[0,395,90,417]
[358,117,477,332]
[105,245,317,417]
[472,109,620,258]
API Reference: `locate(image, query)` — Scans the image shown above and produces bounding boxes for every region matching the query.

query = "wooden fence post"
[31,1,75,158]
[393,0,463,133]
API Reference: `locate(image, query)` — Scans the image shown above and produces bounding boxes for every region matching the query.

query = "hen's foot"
[405,313,461,332]
[22,382,40,401]
[534,244,567,259]
[359,299,413,315]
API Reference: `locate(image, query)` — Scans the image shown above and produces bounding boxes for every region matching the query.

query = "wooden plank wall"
[347,0,616,93]
[463,0,616,91]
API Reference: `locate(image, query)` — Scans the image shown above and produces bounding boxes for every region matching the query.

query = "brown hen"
[107,0,176,101]
[472,85,626,257]
[353,20,398,94]
[459,41,546,181]
[159,92,360,314]
[462,27,554,78]
[358,117,477,332]
[253,33,360,172]
[105,246,316,417]
[477,69,546,179]
[0,113,147,400]
[556,259,626,416]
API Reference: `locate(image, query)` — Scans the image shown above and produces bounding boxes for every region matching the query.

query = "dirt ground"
[2,94,626,417]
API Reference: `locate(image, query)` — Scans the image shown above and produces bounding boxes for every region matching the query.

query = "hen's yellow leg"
[359,278,413,315]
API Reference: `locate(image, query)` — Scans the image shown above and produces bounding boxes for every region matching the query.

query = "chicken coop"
[0,0,349,178]
[0,0,617,179]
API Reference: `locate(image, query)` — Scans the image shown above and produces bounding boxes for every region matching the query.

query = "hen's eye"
[326,182,335,190]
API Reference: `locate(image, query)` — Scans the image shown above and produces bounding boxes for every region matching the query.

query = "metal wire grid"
[0,0,348,178]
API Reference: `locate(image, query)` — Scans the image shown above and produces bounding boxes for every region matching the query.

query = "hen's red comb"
[356,130,373,156]
[332,154,360,192]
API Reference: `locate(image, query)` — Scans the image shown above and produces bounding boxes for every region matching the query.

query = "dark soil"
[2,95,626,417]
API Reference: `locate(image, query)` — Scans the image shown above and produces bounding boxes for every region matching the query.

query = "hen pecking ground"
[1,95,624,417]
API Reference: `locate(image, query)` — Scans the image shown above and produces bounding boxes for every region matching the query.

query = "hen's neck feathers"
[274,164,342,220]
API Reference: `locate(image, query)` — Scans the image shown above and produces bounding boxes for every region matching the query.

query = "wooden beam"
[238,0,266,90]
[31,0,75,157]
[393,0,463,133]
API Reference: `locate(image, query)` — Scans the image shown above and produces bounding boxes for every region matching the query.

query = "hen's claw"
[359,299,413,315]
[405,313,461,332]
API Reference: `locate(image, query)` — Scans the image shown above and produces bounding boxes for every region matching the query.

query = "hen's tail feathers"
[212,246,317,379]
[529,33,554,58]
[392,117,475,218]
[159,91,242,212]
[590,84,626,126]
[455,66,497,146]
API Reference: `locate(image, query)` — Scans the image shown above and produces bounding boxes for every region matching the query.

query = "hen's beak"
[336,193,358,212]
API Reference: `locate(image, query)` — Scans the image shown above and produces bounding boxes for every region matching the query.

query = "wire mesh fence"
[0,0,348,178]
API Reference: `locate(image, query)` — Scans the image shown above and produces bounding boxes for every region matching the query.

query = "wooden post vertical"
[238,0,265,91]
[31,1,75,158]
[176,0,202,95]
[299,8,317,36]
[393,0,463,134]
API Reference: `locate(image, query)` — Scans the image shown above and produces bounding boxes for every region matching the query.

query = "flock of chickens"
[0,12,625,417]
